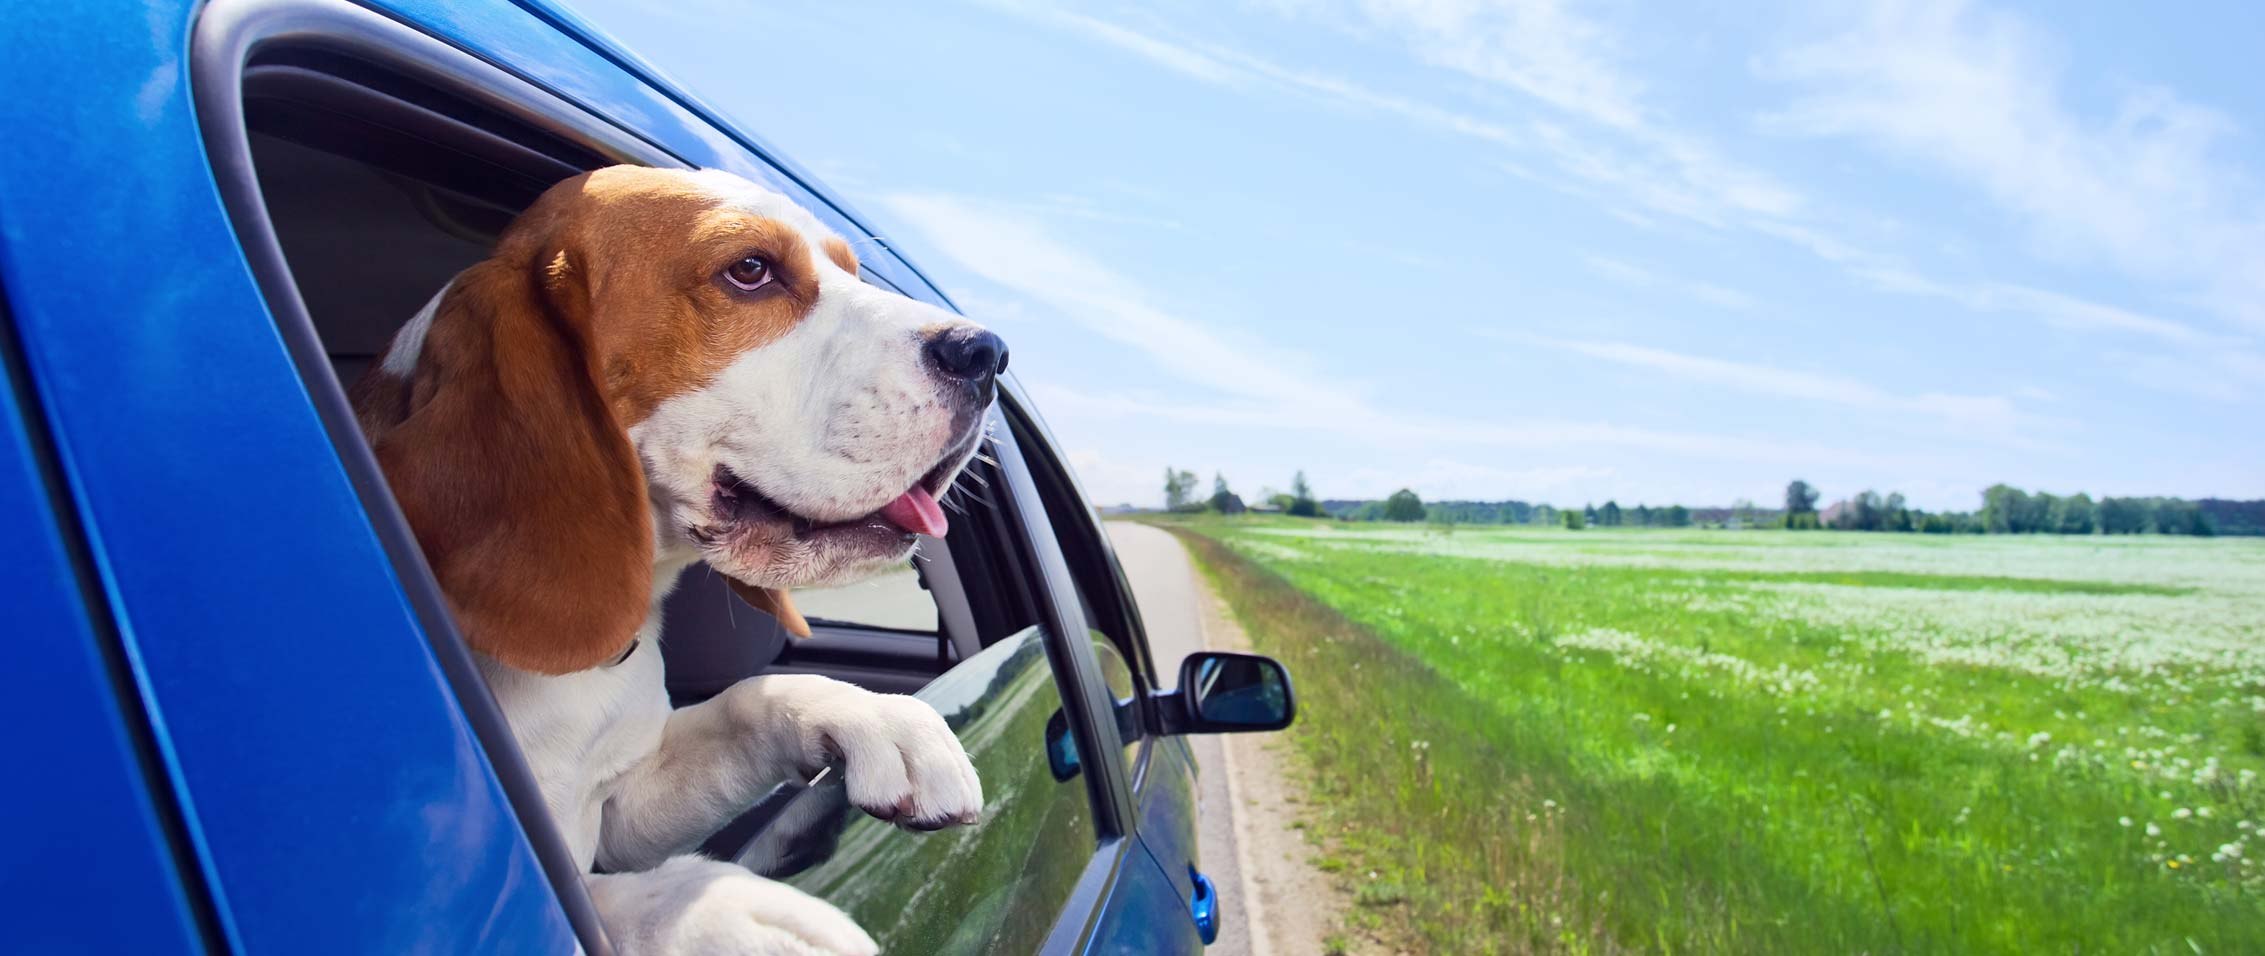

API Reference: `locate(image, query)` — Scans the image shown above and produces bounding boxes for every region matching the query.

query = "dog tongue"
[878,485,948,537]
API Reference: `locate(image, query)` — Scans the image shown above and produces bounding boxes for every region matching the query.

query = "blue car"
[0,1,1293,952]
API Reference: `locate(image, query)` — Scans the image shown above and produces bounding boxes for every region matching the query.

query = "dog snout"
[924,328,1009,383]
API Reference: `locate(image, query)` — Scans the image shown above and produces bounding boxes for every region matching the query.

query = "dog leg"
[587,855,877,956]
[598,674,982,872]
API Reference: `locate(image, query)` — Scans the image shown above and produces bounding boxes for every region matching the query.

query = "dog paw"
[593,857,878,956]
[829,692,984,831]
[734,675,984,832]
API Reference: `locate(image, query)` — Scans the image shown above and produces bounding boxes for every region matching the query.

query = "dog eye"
[723,256,772,291]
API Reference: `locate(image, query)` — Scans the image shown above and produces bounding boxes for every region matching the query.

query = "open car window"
[795,560,942,633]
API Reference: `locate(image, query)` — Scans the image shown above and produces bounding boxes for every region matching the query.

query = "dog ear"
[368,250,654,674]
[727,579,810,638]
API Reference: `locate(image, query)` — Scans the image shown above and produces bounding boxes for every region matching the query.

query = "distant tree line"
[1786,479,2234,536]
[1162,467,1317,516]
[1159,468,2256,536]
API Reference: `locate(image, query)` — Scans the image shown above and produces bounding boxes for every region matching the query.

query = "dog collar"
[606,640,639,668]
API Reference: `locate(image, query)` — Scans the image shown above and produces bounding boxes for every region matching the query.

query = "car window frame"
[193,2,1151,950]
[193,5,678,951]
[1001,393,1168,779]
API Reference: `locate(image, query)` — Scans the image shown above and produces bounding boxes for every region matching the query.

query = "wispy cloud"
[1340,458,1617,501]
[1758,0,2265,330]
[1027,379,1934,472]
[1309,0,1806,221]
[880,184,1926,471]
[980,0,2242,367]
[1584,255,1755,311]
[877,191,1367,417]
[1503,332,2050,437]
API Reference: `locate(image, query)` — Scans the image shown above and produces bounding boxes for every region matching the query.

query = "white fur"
[376,170,991,956]
[478,563,980,956]
[632,171,986,590]
[383,279,449,376]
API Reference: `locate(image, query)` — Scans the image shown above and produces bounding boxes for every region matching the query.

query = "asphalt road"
[1107,522,1254,956]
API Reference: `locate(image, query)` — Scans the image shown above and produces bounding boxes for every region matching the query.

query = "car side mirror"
[1155,652,1295,735]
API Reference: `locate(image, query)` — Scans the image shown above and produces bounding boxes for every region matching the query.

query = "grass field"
[1161,518,2265,955]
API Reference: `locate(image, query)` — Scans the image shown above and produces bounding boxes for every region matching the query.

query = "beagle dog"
[352,166,1000,956]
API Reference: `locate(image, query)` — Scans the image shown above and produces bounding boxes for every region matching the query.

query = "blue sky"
[573,0,2265,511]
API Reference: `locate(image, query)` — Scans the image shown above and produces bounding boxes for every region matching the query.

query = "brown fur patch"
[360,253,653,674]
[727,579,810,638]
[514,168,826,424]
[823,237,860,276]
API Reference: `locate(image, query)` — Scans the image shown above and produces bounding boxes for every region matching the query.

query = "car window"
[1007,409,1157,695]
[751,627,1095,954]
[1091,633,1143,769]
[792,557,940,633]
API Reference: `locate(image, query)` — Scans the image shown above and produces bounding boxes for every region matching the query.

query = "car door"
[0,297,214,955]
[0,2,596,952]
[999,393,1217,952]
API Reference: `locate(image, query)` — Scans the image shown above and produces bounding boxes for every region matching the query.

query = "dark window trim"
[1004,392,1162,691]
[188,2,677,951]
[1000,384,1164,794]
[991,393,1137,838]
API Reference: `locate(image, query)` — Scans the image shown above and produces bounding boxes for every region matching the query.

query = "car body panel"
[0,2,576,951]
[0,342,210,956]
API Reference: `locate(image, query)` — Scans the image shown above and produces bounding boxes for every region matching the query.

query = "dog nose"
[925,329,1009,381]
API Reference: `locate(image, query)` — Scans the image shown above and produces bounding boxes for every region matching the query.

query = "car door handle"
[1188,867,1219,945]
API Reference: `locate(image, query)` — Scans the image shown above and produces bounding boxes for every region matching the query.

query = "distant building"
[1819,500,1850,527]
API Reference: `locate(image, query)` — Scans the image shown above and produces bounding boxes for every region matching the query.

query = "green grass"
[1162,517,2265,955]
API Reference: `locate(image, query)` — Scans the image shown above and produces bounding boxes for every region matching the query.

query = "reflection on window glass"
[758,628,1093,954]
[792,559,938,632]
[1090,633,1142,767]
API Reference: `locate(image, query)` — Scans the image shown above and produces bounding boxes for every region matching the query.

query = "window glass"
[1091,633,1144,769]
[792,557,939,632]
[1012,417,1146,681]
[760,627,1094,954]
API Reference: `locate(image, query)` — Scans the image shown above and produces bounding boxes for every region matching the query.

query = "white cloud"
[1336,0,1806,222]
[878,183,1981,486]
[1064,447,1170,508]
[1026,379,1930,471]
[876,191,1369,418]
[1506,333,2044,437]
[1759,0,2265,329]
[988,0,2234,362]
[1339,458,1615,501]
[1584,254,1755,311]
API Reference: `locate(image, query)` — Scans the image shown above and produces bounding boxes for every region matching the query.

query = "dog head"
[355,166,1002,673]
